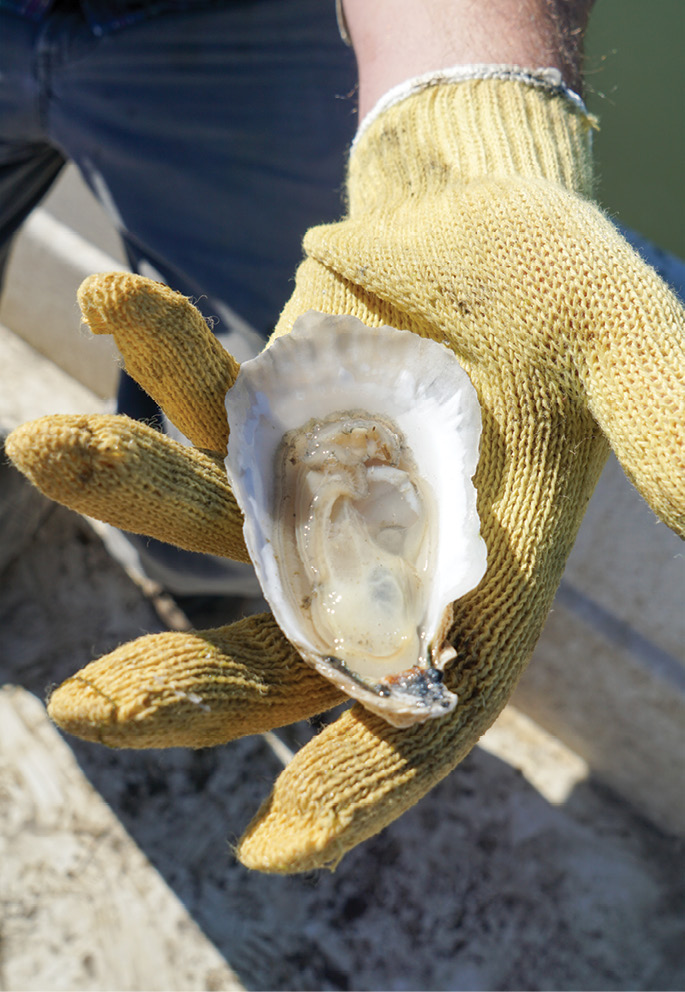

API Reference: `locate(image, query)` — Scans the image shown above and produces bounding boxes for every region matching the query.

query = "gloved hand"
[6,71,683,875]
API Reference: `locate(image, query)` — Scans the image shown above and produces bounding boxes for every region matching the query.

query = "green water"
[584,0,684,257]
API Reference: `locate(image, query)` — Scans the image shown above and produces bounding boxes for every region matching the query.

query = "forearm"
[341,0,595,117]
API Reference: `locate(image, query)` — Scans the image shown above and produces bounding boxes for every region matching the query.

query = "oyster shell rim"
[224,311,487,727]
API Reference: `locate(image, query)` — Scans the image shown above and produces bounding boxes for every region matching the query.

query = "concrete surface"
[514,452,685,836]
[0,164,127,397]
[0,208,122,399]
[1,686,244,992]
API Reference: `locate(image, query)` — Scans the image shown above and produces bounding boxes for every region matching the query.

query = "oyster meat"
[225,312,486,727]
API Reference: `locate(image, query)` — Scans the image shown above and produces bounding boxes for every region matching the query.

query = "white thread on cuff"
[352,64,588,150]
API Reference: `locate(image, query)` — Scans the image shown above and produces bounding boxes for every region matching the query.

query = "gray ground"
[2,460,684,992]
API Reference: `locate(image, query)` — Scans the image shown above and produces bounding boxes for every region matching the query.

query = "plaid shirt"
[0,0,224,35]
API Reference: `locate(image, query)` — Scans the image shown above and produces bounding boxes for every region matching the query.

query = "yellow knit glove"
[6,274,346,740]
[6,74,683,875]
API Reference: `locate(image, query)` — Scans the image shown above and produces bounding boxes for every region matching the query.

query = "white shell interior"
[225,312,487,726]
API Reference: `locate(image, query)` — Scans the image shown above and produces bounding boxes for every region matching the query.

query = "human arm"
[342,0,596,114]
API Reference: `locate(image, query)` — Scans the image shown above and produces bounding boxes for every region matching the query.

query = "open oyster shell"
[224,312,486,727]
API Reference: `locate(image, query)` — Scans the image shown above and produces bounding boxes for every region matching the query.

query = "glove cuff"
[347,68,596,215]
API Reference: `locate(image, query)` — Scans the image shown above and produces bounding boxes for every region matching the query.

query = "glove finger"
[47,613,346,748]
[569,212,685,536]
[236,683,494,874]
[78,272,239,455]
[5,413,250,561]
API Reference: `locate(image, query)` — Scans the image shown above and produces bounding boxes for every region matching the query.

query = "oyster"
[225,312,486,727]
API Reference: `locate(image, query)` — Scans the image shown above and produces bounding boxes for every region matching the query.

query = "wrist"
[341,0,595,117]
[347,75,596,217]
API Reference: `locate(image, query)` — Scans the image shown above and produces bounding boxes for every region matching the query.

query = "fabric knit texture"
[47,614,345,749]
[78,272,240,456]
[5,76,684,875]
[6,413,249,560]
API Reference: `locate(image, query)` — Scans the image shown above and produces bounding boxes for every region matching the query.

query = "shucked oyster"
[225,312,486,727]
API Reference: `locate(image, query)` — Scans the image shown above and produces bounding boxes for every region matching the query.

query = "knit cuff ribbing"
[347,69,596,214]
[353,65,588,147]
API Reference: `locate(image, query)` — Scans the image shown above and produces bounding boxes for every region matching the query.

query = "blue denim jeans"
[0,0,357,352]
[0,0,358,595]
